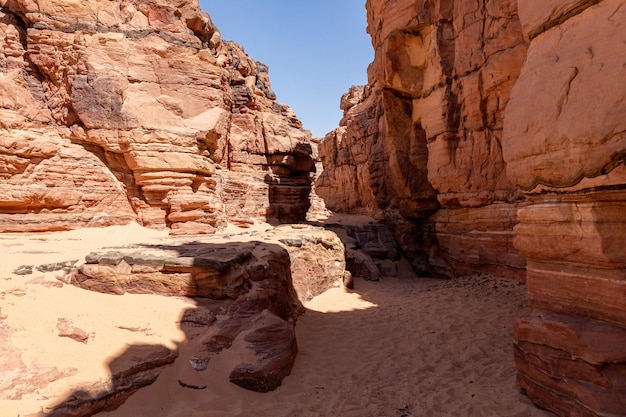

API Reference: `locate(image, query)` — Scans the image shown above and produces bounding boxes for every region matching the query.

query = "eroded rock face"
[46,345,180,417]
[504,1,626,416]
[319,1,626,416]
[0,0,314,234]
[316,0,528,279]
[69,225,345,303]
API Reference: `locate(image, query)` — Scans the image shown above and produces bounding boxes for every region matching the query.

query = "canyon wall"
[507,1,626,416]
[318,0,626,416]
[0,0,314,234]
[317,0,528,279]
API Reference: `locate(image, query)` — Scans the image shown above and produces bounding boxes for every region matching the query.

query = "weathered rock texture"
[46,345,179,417]
[318,0,626,416]
[505,1,626,416]
[68,225,345,303]
[0,0,314,234]
[0,224,347,416]
[316,0,528,279]
[71,226,343,395]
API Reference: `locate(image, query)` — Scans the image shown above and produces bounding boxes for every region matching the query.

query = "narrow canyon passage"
[98,275,554,417]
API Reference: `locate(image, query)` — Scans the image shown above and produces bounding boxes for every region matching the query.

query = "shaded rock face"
[316,0,528,279]
[45,239,301,416]
[505,1,626,417]
[46,345,179,417]
[318,1,626,416]
[69,226,345,304]
[0,0,314,234]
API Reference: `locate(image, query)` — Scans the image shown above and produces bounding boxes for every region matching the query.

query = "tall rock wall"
[505,1,626,416]
[0,0,314,234]
[317,0,528,278]
[318,1,626,416]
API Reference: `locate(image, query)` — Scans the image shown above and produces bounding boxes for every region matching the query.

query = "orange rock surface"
[317,0,528,278]
[318,0,626,416]
[0,0,314,234]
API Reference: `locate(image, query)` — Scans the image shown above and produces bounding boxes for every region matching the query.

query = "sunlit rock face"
[319,0,626,416]
[317,0,528,279]
[0,0,314,234]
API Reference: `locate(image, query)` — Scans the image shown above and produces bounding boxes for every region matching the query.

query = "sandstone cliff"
[317,0,528,279]
[318,1,626,416]
[0,0,315,234]
[506,1,626,416]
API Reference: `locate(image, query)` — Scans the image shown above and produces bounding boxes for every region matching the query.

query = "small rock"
[189,356,209,371]
[56,318,90,344]
[343,271,354,289]
[13,265,33,275]
[36,260,79,273]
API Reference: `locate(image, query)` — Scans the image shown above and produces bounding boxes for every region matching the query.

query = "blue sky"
[200,1,373,137]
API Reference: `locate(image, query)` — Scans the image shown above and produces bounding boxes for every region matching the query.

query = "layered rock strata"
[69,225,345,303]
[505,1,626,416]
[0,0,314,234]
[316,0,528,279]
[319,0,626,416]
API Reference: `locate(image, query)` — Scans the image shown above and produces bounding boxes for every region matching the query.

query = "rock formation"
[0,224,346,415]
[318,1,626,416]
[0,0,315,234]
[506,1,626,416]
[2,0,624,415]
[316,0,528,279]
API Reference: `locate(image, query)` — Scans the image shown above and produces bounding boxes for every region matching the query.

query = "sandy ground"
[0,222,554,417]
[98,277,553,417]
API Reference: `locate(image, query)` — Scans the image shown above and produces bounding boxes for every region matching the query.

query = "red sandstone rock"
[56,318,90,344]
[229,310,298,393]
[68,226,345,303]
[0,0,314,234]
[320,1,626,416]
[46,345,179,417]
[503,0,626,192]
[54,225,345,408]
[502,1,626,416]
[514,311,626,416]
[317,0,527,278]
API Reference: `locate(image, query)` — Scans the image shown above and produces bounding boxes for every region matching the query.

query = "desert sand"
[0,222,553,417]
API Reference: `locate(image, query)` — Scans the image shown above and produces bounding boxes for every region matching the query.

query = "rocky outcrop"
[68,225,345,302]
[46,345,179,417]
[0,224,345,415]
[316,0,528,279]
[0,0,314,234]
[61,225,343,404]
[504,1,626,416]
[319,0,626,416]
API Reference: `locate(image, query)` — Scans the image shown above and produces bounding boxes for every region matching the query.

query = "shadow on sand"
[40,245,551,417]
